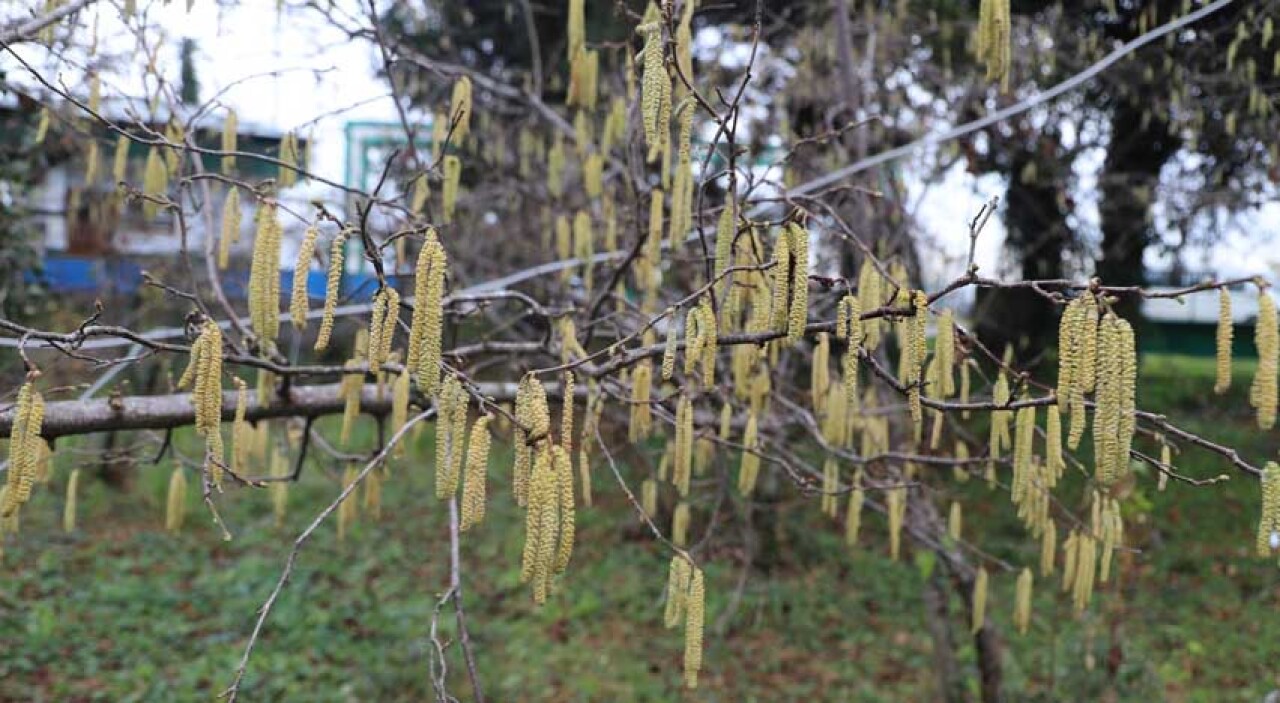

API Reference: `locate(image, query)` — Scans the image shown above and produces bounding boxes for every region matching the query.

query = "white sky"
[7,0,1277,286]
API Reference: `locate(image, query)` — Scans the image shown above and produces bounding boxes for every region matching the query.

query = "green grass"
[2,355,1279,702]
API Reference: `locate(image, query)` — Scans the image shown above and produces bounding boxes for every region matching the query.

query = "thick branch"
[0,381,522,440]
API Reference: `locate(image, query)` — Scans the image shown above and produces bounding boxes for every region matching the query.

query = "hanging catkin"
[1257,462,1280,556]
[248,202,283,345]
[270,447,289,526]
[971,566,989,633]
[1093,313,1136,486]
[887,484,906,561]
[714,196,736,298]
[278,131,298,188]
[435,375,468,499]
[672,501,690,546]
[1013,568,1033,635]
[664,556,691,628]
[407,230,447,395]
[449,76,472,140]
[738,411,761,495]
[639,2,669,160]
[442,155,461,224]
[367,285,400,372]
[673,394,694,496]
[786,223,810,344]
[845,471,865,546]
[1040,519,1057,576]
[683,566,705,689]
[1215,288,1233,394]
[1251,288,1278,429]
[142,147,167,220]
[629,361,654,442]
[461,415,491,531]
[221,108,237,173]
[2,382,44,518]
[63,468,80,533]
[949,501,962,541]
[289,225,318,330]
[313,230,346,351]
[165,466,187,532]
[976,0,1012,90]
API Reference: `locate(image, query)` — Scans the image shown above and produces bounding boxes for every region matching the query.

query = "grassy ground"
[1,354,1278,702]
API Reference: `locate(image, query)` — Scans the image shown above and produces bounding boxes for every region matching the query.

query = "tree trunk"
[923,569,968,703]
[1097,104,1179,322]
[976,136,1072,362]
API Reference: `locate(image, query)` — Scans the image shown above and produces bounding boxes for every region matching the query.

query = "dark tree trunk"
[976,137,1073,362]
[1096,104,1180,321]
[923,569,968,703]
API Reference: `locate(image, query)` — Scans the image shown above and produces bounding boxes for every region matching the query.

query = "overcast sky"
[8,0,1277,288]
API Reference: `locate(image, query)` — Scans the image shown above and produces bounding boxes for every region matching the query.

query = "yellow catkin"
[367,285,400,371]
[1094,313,1136,485]
[1040,519,1057,576]
[391,370,411,455]
[442,155,462,224]
[673,394,694,496]
[949,501,962,541]
[971,566,989,633]
[289,225,318,330]
[338,464,358,543]
[629,361,654,442]
[786,223,810,344]
[550,446,576,575]
[365,459,383,521]
[662,310,679,380]
[221,107,237,173]
[84,141,100,185]
[63,468,80,533]
[1252,289,1278,429]
[278,131,298,188]
[513,376,551,507]
[936,309,956,397]
[812,332,831,417]
[408,230,447,395]
[714,196,736,298]
[845,474,865,546]
[271,448,289,526]
[672,501,690,546]
[641,477,658,518]
[664,556,691,628]
[738,411,761,496]
[218,188,241,270]
[34,108,49,145]
[1014,567,1033,635]
[520,445,551,589]
[887,485,906,561]
[567,0,586,66]
[683,565,705,689]
[820,458,838,518]
[461,416,491,531]
[1072,532,1097,614]
[989,373,1011,482]
[1257,462,1280,556]
[340,360,363,447]
[248,203,283,345]
[547,135,565,199]
[141,146,167,219]
[2,382,44,517]
[112,132,129,185]
[1215,288,1233,394]
[1011,405,1035,504]
[976,0,1012,90]
[639,2,667,158]
[314,231,346,351]
[450,76,472,141]
[165,466,187,532]
[435,376,468,499]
